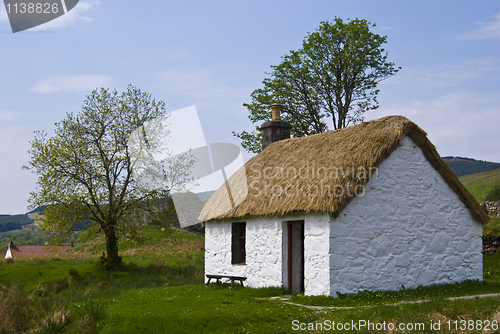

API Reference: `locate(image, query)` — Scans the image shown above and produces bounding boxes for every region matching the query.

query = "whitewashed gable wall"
[329,136,483,296]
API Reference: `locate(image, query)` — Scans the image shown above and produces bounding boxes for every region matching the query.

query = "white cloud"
[372,91,500,162]
[388,58,500,89]
[30,74,113,93]
[459,12,500,40]
[158,68,248,99]
[0,110,17,120]
[28,0,100,32]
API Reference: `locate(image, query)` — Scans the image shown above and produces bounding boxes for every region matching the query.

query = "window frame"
[231,222,246,265]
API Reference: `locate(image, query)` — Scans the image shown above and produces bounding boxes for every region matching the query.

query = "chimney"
[261,104,291,150]
[271,104,281,121]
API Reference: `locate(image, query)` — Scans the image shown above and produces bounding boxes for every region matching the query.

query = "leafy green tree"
[24,85,192,269]
[234,17,400,153]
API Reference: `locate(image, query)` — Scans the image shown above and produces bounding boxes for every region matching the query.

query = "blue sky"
[1,0,499,214]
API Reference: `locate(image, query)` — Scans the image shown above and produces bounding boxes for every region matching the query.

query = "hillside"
[0,214,33,232]
[459,168,500,202]
[196,190,215,201]
[443,156,500,177]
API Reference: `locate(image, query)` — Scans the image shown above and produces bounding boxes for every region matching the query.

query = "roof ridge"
[200,115,488,224]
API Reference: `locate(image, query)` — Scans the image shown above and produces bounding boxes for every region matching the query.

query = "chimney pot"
[271,104,281,121]
[261,104,291,150]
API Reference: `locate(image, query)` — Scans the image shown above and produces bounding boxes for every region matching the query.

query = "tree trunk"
[101,223,121,270]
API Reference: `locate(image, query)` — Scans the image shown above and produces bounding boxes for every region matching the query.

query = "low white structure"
[4,241,12,259]
[200,116,488,296]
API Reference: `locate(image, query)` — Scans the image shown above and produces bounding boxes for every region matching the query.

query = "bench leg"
[207,277,245,289]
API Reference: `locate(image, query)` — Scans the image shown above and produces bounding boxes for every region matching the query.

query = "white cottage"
[199,114,488,297]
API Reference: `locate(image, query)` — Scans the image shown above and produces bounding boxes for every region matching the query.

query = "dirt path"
[283,293,500,310]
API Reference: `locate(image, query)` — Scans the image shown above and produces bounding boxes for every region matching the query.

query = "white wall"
[4,247,11,259]
[329,136,483,296]
[205,217,284,288]
[205,213,330,294]
[303,213,330,296]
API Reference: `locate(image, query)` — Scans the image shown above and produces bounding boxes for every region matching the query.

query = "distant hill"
[442,156,500,177]
[27,206,46,215]
[0,214,34,232]
[197,190,216,201]
[0,214,33,226]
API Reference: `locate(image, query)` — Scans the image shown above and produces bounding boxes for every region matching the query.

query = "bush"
[485,183,500,202]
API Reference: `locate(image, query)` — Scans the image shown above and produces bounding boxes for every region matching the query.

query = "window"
[231,222,246,264]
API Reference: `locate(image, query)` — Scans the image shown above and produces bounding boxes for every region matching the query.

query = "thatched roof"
[200,115,489,224]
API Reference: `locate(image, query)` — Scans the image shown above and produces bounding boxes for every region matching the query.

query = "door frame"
[286,220,304,293]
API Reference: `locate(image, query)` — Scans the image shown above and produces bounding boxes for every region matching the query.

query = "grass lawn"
[2,225,500,333]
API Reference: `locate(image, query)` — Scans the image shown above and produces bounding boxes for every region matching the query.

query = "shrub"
[36,309,70,334]
[485,183,500,202]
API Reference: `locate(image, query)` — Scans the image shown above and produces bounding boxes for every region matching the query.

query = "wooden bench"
[206,274,247,290]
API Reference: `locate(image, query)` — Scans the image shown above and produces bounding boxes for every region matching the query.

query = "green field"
[1,169,499,333]
[0,229,46,239]
[460,168,500,202]
[2,225,500,333]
